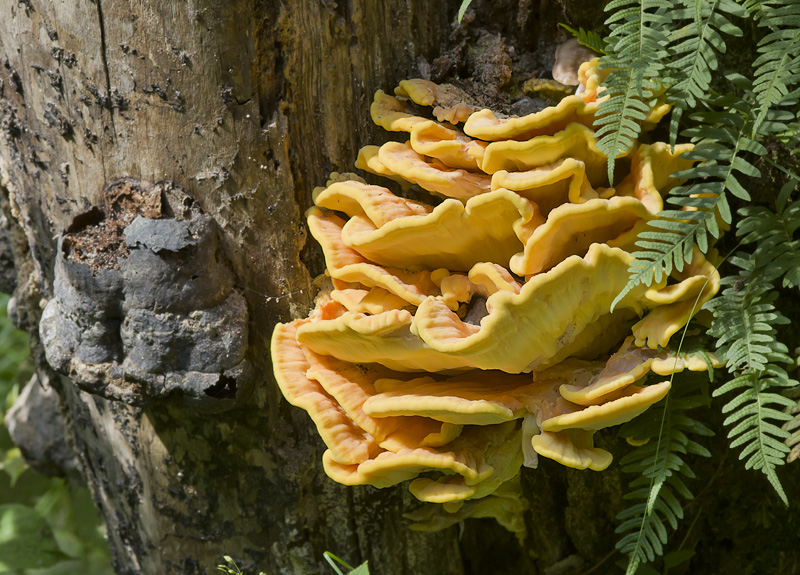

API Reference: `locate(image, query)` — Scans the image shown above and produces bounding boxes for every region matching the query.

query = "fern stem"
[763,155,800,184]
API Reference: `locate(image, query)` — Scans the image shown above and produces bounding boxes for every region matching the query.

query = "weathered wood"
[3,1,799,575]
[0,2,474,573]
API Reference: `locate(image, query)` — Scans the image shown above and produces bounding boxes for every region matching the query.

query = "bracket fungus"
[272,63,719,537]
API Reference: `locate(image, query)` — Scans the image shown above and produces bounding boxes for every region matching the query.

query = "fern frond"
[611,92,760,311]
[604,0,672,67]
[671,324,718,380]
[615,376,712,574]
[595,72,656,183]
[610,216,701,310]
[705,255,797,504]
[666,0,745,146]
[776,120,800,154]
[559,24,608,55]
[751,0,800,135]
[596,0,672,181]
[742,0,766,20]
[785,392,800,463]
[715,370,794,503]
[737,200,800,289]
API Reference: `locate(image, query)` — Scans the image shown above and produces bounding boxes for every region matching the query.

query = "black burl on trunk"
[40,179,251,405]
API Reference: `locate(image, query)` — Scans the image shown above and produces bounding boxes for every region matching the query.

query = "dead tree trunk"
[0,1,545,573]
[3,1,796,574]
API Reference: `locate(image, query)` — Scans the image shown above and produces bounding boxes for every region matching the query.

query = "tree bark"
[1,1,798,575]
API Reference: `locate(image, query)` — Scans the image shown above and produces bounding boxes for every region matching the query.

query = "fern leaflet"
[595,71,657,184]
[615,375,712,574]
[751,0,800,136]
[596,0,672,182]
[742,0,766,19]
[786,391,800,463]
[559,24,608,55]
[705,254,797,504]
[666,0,745,147]
[611,92,758,310]
[736,193,800,290]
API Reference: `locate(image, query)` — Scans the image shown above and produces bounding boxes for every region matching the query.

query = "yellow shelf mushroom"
[270,66,719,538]
[314,182,542,272]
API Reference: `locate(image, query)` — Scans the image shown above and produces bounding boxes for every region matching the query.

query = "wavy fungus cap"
[314,182,542,272]
[558,336,722,406]
[270,68,717,537]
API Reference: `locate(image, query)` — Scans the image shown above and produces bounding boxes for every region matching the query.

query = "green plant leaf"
[558,23,608,54]
[666,0,745,147]
[1,448,26,487]
[457,0,473,23]
[663,548,695,570]
[0,504,65,571]
[615,374,712,573]
[347,562,370,575]
[706,254,798,505]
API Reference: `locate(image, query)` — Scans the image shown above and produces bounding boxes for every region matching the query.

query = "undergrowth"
[0,293,114,574]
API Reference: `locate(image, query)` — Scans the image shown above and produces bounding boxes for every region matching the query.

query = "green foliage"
[216,556,266,575]
[559,24,608,55]
[610,88,765,311]
[751,1,800,136]
[786,388,800,464]
[597,0,800,571]
[776,120,800,154]
[595,72,660,184]
[595,0,672,182]
[457,0,473,23]
[0,293,113,575]
[606,0,800,300]
[665,0,745,147]
[324,551,370,575]
[736,171,800,289]
[0,301,30,411]
[705,255,797,505]
[615,375,713,575]
[0,504,66,571]
[608,0,800,310]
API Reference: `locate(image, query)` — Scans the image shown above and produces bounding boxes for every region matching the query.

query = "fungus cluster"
[271,58,719,536]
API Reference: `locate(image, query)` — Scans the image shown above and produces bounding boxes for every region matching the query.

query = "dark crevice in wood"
[94,0,116,136]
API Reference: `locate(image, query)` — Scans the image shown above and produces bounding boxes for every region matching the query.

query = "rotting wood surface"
[0,2,479,573]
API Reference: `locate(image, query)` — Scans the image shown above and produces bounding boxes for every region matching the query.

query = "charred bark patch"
[40,178,251,406]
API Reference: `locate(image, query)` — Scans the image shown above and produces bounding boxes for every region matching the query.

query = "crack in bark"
[94,0,116,135]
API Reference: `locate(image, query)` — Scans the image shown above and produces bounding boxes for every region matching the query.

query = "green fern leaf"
[666,0,745,146]
[751,1,800,135]
[737,181,800,289]
[559,24,608,54]
[615,375,712,574]
[742,0,766,19]
[610,219,698,311]
[611,91,761,312]
[785,391,800,463]
[705,256,797,504]
[596,74,654,183]
[596,0,672,182]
